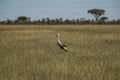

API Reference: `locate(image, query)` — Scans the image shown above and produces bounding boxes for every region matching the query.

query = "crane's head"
[57,33,60,37]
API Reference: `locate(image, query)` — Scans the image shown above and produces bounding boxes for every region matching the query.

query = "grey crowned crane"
[57,34,68,52]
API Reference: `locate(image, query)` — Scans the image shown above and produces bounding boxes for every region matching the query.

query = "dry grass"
[0,25,120,80]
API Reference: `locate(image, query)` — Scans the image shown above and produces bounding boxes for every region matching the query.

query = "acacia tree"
[100,17,108,22]
[17,16,30,24]
[88,9,105,22]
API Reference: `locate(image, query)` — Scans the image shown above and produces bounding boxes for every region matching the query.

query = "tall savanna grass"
[0,25,120,80]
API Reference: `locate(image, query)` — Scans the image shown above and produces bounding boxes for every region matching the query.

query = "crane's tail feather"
[63,47,68,52]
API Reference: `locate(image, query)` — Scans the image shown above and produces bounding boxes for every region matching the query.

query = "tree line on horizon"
[0,9,120,25]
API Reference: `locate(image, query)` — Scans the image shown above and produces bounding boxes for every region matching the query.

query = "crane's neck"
[57,36,62,44]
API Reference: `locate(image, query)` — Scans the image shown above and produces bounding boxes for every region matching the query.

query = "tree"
[27,17,31,23]
[41,18,46,25]
[6,19,13,24]
[88,9,105,22]
[17,16,29,24]
[99,17,108,22]
[46,18,51,25]
[59,18,63,24]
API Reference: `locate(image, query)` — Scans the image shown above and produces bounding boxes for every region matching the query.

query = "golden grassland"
[0,25,120,80]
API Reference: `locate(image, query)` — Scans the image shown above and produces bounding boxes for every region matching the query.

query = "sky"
[0,0,120,21]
